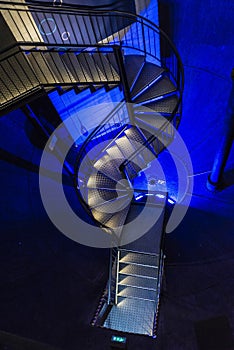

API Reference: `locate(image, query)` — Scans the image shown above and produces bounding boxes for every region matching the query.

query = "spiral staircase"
[0,0,184,338]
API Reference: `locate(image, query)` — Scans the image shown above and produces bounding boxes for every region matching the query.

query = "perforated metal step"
[90,193,129,210]
[118,275,157,290]
[119,264,158,279]
[28,52,59,84]
[135,113,171,132]
[133,77,177,104]
[77,52,106,82]
[91,208,114,225]
[137,95,179,115]
[92,52,120,82]
[106,145,124,161]
[0,54,38,101]
[87,171,117,189]
[131,62,165,99]
[94,155,123,182]
[124,126,156,164]
[60,52,91,82]
[124,126,146,145]
[115,136,145,168]
[120,251,159,266]
[104,205,130,232]
[44,52,76,83]
[124,55,145,91]
[118,285,157,302]
[88,188,117,207]
[103,296,156,336]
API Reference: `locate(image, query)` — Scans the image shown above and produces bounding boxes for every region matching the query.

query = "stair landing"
[103,296,157,336]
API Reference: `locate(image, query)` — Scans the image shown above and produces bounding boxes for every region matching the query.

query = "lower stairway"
[104,249,161,336]
[91,192,166,337]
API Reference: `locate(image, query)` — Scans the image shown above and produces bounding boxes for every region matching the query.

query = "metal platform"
[103,296,157,336]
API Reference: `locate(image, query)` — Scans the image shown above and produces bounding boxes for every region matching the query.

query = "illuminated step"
[118,285,157,302]
[119,264,158,279]
[118,274,157,290]
[119,251,159,267]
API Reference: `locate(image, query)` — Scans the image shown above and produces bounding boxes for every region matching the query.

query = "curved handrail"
[27,0,129,11]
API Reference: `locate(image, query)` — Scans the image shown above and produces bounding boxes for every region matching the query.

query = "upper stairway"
[0,1,183,113]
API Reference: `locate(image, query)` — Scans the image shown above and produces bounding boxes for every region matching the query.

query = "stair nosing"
[118,271,158,280]
[119,249,159,257]
[90,193,129,209]
[117,294,156,303]
[118,282,157,292]
[131,74,164,101]
[119,261,158,268]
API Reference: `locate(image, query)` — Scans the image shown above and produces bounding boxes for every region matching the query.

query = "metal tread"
[44,52,76,83]
[106,145,124,161]
[27,52,59,84]
[136,95,180,114]
[90,193,130,210]
[119,251,159,266]
[115,136,145,168]
[92,52,120,82]
[88,188,118,207]
[0,57,37,97]
[131,62,165,99]
[77,52,106,82]
[87,171,118,189]
[104,296,156,336]
[91,208,114,225]
[119,264,158,279]
[118,285,157,302]
[60,52,91,82]
[103,205,130,232]
[94,155,123,182]
[133,76,177,104]
[124,126,146,145]
[135,113,172,132]
[124,55,145,91]
[124,126,156,164]
[118,274,157,290]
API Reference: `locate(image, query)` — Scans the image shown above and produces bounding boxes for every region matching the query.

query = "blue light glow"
[156,194,165,199]
[168,198,175,204]
[135,195,143,200]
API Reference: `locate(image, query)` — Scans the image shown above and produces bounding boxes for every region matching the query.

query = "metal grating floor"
[103,296,157,336]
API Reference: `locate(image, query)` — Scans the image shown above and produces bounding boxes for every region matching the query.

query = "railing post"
[207,69,234,191]
[107,248,113,305]
[141,18,146,59]
[113,45,134,124]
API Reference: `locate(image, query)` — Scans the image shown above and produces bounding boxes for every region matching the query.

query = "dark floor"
[0,0,234,349]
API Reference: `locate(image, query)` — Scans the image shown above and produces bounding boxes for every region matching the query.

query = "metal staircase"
[0,0,184,339]
[104,249,160,335]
